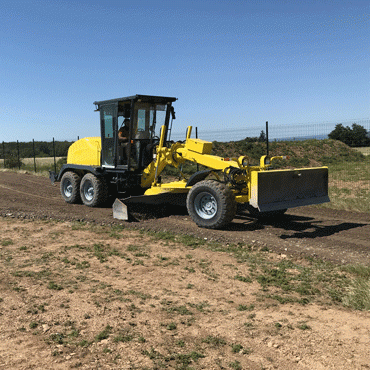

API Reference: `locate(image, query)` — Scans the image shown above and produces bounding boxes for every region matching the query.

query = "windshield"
[133,103,168,139]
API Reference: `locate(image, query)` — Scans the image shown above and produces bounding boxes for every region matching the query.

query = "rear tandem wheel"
[60,171,81,204]
[80,173,108,207]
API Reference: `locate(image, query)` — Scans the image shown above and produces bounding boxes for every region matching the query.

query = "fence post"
[266,121,269,157]
[195,127,199,172]
[33,139,36,172]
[17,140,20,170]
[1,141,4,168]
[53,138,56,173]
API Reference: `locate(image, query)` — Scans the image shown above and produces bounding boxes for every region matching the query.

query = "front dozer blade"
[250,167,330,212]
[112,193,187,221]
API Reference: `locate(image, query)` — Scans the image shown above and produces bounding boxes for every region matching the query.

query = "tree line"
[328,123,370,147]
[1,140,74,159]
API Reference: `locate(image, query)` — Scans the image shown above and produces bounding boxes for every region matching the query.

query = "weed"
[78,340,90,347]
[297,323,311,330]
[95,325,112,341]
[202,335,226,347]
[231,343,243,353]
[50,333,65,345]
[1,239,13,246]
[164,305,193,315]
[47,281,63,291]
[175,351,205,367]
[234,274,252,283]
[229,360,242,370]
[343,277,370,310]
[237,304,254,311]
[127,290,151,300]
[166,322,177,330]
[29,322,38,329]
[142,347,162,360]
[113,334,133,343]
[93,243,108,263]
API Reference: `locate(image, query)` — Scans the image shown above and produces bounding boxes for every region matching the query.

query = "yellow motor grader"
[50,94,329,229]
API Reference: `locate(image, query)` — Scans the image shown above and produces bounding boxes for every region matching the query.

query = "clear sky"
[1,0,369,142]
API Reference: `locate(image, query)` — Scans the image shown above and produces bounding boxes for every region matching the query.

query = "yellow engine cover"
[186,138,212,154]
[67,137,101,166]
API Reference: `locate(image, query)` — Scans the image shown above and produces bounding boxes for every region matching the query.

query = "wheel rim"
[82,180,94,201]
[62,179,73,198]
[194,192,217,219]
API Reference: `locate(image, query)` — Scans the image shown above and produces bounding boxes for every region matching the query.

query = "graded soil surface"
[0,171,369,265]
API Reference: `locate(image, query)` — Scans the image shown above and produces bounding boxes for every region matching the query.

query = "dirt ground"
[0,171,369,265]
[0,171,370,370]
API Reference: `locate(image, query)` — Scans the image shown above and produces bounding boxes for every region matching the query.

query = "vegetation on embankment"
[211,138,365,168]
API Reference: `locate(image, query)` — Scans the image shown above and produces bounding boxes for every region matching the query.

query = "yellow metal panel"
[144,180,190,195]
[185,138,212,155]
[67,137,101,166]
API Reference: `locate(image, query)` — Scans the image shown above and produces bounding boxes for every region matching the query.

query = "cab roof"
[94,94,177,109]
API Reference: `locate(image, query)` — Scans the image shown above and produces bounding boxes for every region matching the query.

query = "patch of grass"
[1,238,13,246]
[50,333,65,344]
[343,277,370,310]
[297,323,311,330]
[29,321,38,329]
[166,322,177,330]
[47,281,63,291]
[113,334,133,343]
[164,305,193,315]
[234,274,252,283]
[95,325,112,341]
[229,360,242,370]
[202,335,226,347]
[175,351,205,367]
[231,343,243,353]
[237,304,254,311]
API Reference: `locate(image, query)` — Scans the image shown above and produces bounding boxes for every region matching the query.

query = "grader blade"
[250,167,329,212]
[113,193,187,220]
[113,199,128,220]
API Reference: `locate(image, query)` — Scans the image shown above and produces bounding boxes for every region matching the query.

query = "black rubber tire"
[80,173,108,207]
[186,180,237,229]
[60,171,81,204]
[246,205,287,219]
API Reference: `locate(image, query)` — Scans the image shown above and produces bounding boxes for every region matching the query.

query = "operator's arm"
[118,128,128,143]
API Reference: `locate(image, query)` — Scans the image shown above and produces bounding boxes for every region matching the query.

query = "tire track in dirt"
[0,184,60,200]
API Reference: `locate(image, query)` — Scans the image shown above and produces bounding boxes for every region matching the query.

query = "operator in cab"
[118,118,130,163]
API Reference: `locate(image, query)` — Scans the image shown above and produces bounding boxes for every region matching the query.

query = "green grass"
[324,156,370,212]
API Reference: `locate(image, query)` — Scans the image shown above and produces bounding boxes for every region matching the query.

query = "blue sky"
[0,0,369,142]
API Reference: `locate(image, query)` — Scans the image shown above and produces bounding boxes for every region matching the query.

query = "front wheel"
[186,180,236,229]
[80,173,108,207]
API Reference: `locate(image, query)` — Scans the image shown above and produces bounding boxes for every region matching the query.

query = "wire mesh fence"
[1,118,369,169]
[170,118,370,143]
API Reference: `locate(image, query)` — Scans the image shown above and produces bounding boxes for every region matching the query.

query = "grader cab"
[50,94,329,229]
